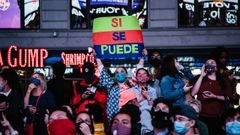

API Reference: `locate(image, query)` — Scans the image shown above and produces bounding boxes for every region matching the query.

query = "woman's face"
[136,69,149,84]
[115,67,127,74]
[112,113,131,128]
[205,59,217,71]
[76,113,92,126]
[219,52,228,65]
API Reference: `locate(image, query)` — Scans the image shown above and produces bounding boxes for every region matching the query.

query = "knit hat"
[174,105,198,120]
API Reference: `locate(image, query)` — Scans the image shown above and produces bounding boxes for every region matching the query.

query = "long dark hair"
[202,59,226,91]
[160,55,181,79]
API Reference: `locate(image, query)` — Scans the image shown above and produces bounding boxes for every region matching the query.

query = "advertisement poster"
[198,0,238,26]
[0,0,21,28]
[71,0,147,28]
[93,16,144,60]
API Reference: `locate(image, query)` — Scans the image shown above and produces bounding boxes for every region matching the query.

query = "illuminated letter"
[19,49,27,67]
[40,49,48,67]
[28,49,39,67]
[7,45,18,68]
[0,50,3,66]
[61,52,66,65]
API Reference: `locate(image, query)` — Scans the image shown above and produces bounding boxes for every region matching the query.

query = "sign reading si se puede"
[93,16,144,60]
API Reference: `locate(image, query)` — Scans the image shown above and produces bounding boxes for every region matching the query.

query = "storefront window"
[71,0,148,29]
[0,0,40,29]
[179,0,239,27]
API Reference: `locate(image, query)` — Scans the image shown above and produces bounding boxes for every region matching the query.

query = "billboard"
[0,0,21,28]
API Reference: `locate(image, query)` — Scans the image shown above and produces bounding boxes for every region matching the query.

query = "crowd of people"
[0,46,239,135]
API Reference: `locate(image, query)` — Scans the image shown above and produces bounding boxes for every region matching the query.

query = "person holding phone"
[191,59,233,135]
[72,62,107,114]
[132,68,157,134]
[160,55,193,106]
[24,72,56,135]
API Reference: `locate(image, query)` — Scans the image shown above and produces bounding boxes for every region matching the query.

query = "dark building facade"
[0,0,239,50]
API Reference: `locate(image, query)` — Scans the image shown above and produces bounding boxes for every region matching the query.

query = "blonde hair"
[32,72,47,91]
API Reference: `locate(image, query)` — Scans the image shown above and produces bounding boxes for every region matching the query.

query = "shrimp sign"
[93,16,144,60]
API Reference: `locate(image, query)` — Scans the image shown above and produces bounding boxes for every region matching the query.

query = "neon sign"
[61,52,95,66]
[0,45,48,68]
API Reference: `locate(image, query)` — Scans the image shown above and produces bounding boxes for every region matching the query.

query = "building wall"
[0,0,240,49]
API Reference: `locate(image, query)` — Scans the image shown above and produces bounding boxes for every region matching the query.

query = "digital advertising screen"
[0,0,21,28]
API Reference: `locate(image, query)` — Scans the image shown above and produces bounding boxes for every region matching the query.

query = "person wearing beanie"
[72,62,107,114]
[173,105,200,135]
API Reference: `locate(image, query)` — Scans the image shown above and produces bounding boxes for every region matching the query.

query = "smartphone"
[90,86,97,93]
[88,47,93,53]
[203,91,211,96]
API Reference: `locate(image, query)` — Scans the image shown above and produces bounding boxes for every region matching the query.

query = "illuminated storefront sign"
[93,16,144,60]
[0,45,48,68]
[61,52,95,66]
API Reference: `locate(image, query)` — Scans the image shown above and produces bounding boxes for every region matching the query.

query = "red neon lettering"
[7,45,17,68]
[28,49,39,67]
[61,52,66,65]
[18,49,27,67]
[0,50,3,66]
[40,49,48,67]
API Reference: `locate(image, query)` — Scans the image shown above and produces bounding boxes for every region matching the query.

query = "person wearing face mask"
[132,68,157,134]
[185,99,208,135]
[148,50,162,97]
[75,111,94,135]
[173,105,199,135]
[93,50,137,122]
[46,107,76,135]
[146,97,173,135]
[0,68,24,135]
[72,62,107,114]
[160,55,193,106]
[221,107,240,135]
[111,112,133,135]
[24,72,56,135]
[191,59,232,135]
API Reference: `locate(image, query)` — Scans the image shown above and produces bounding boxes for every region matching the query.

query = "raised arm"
[191,65,206,96]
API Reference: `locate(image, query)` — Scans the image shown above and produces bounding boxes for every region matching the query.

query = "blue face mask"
[226,120,240,135]
[115,72,127,83]
[174,121,188,134]
[31,78,41,86]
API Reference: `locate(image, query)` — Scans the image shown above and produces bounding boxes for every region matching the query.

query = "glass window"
[0,0,40,29]
[71,0,148,29]
[179,0,239,27]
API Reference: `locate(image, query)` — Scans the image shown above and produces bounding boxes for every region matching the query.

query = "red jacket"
[72,77,107,113]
